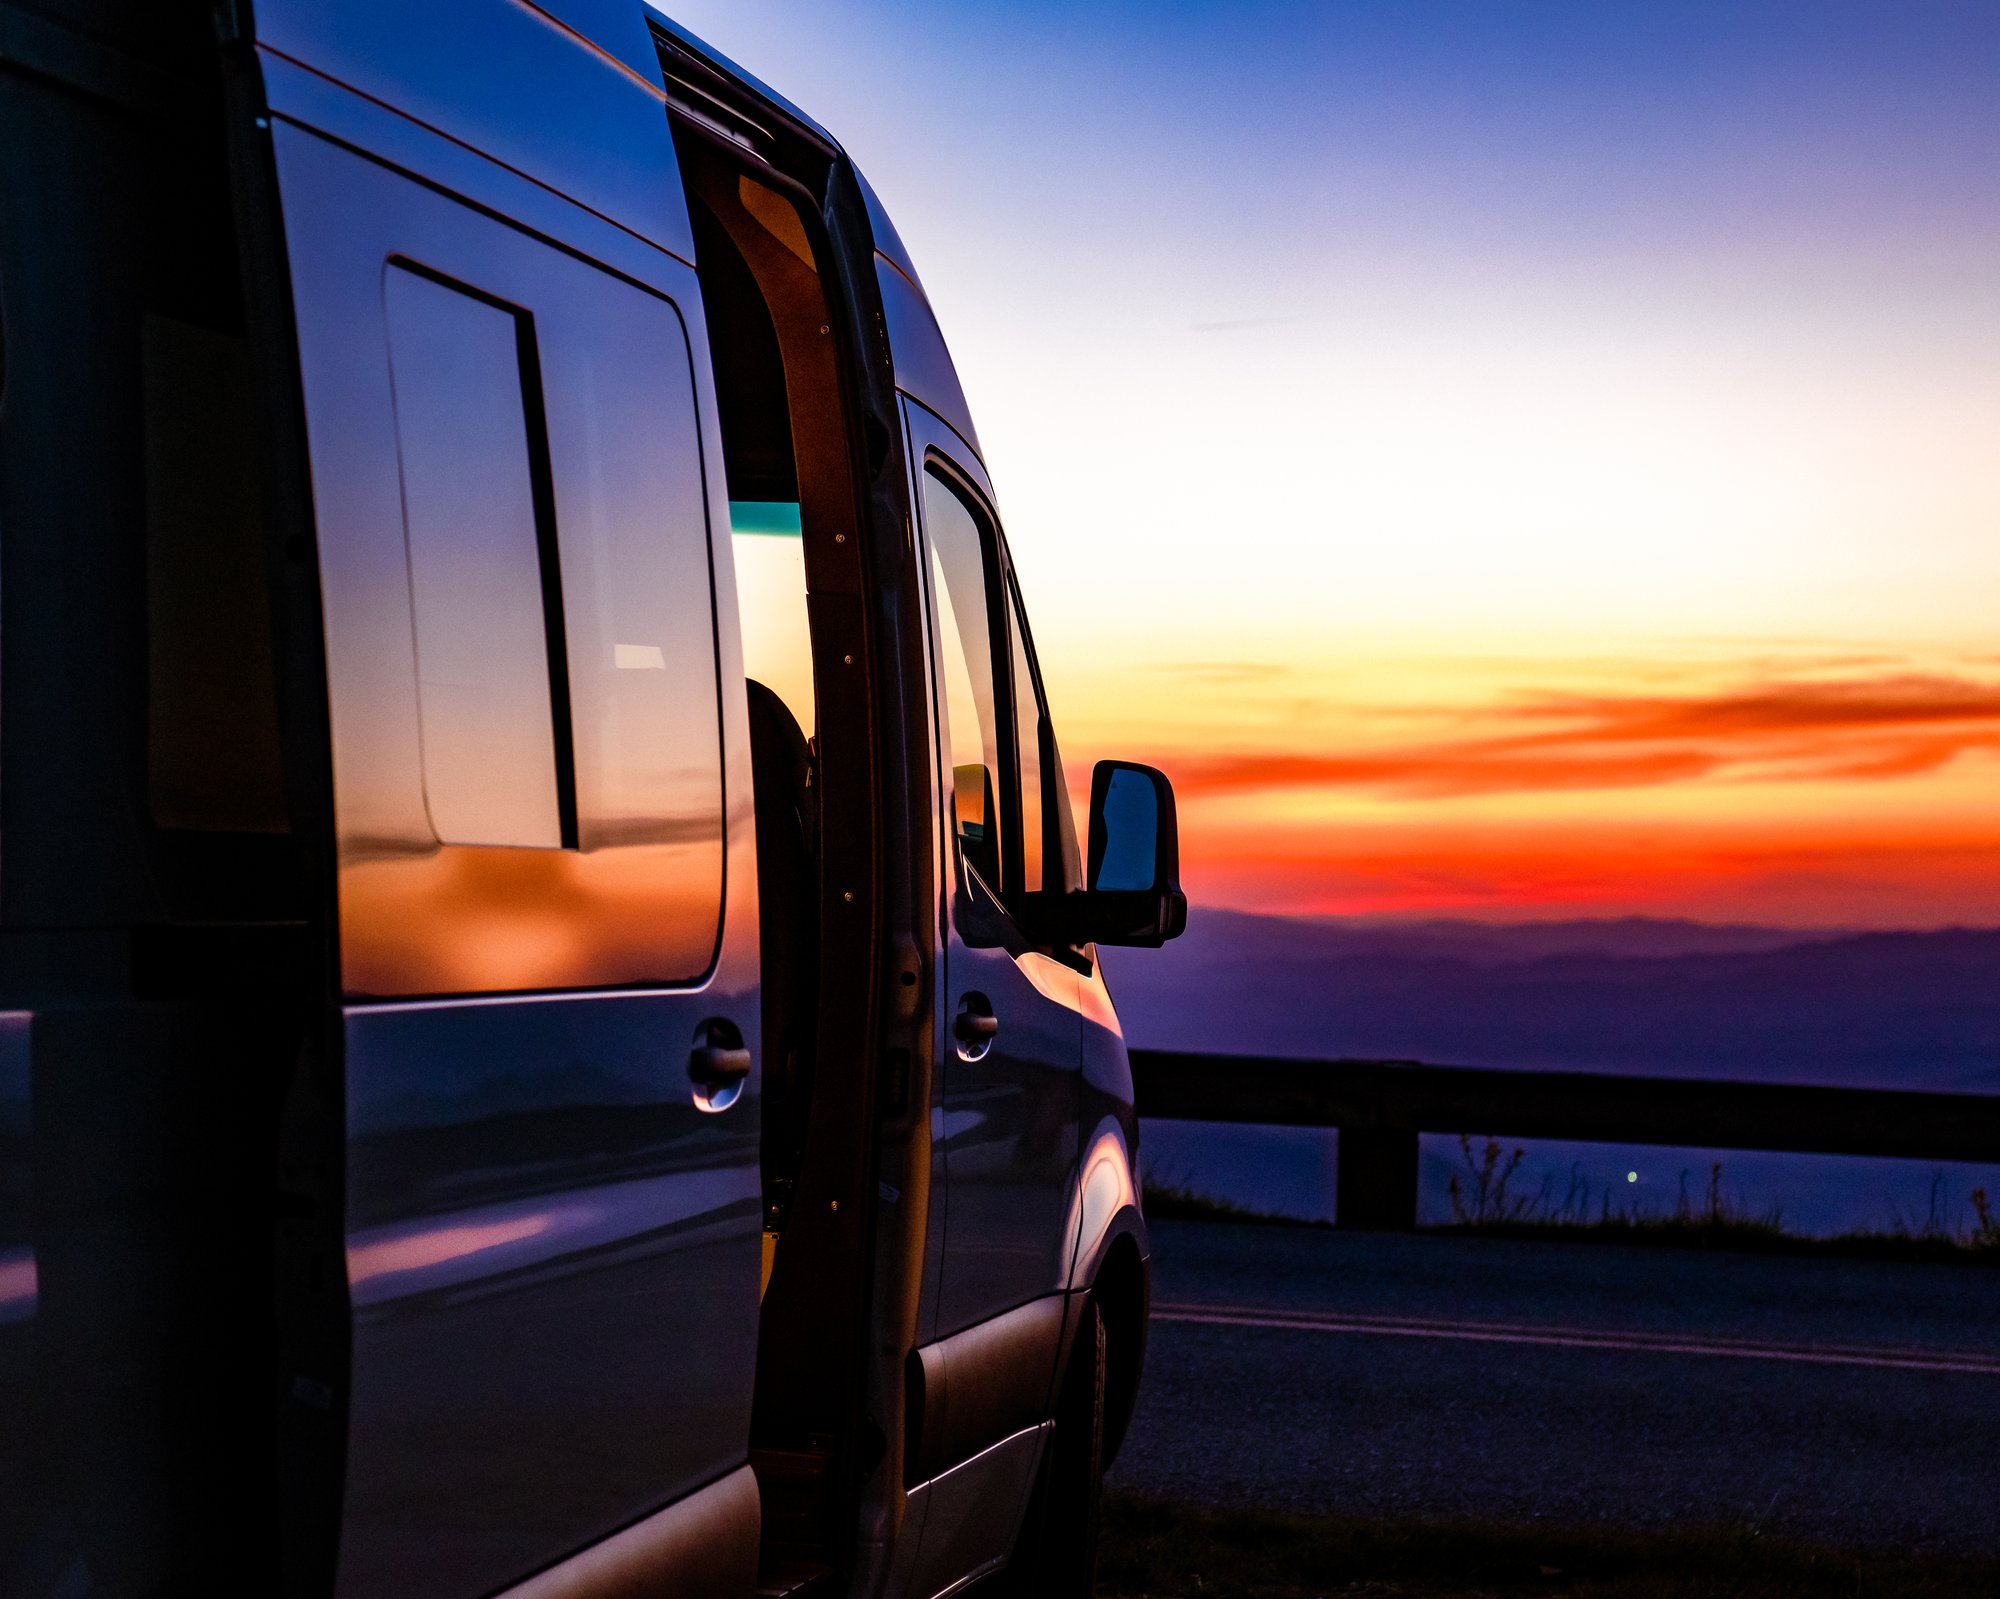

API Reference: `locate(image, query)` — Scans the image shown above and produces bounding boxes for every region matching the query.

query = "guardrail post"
[1336,1127,1419,1231]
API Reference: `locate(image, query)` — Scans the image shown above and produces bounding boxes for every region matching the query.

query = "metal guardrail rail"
[1128,1048,2000,1229]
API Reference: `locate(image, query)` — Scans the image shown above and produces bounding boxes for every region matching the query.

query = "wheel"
[1004,1297,1106,1597]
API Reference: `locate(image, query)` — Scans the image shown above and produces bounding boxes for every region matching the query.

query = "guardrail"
[1127,1049,2000,1230]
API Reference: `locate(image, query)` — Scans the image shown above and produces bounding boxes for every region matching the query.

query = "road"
[1108,1220,2000,1555]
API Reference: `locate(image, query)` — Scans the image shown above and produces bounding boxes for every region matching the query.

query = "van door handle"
[690,1044,752,1085]
[953,995,999,1058]
[689,1019,751,1113]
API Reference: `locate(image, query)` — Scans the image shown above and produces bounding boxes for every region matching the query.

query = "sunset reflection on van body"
[338,838,725,996]
[295,140,734,997]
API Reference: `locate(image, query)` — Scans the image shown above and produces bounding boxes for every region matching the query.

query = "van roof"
[643,7,930,306]
[642,6,842,155]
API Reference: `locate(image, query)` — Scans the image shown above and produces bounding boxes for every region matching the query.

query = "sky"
[659,0,2000,928]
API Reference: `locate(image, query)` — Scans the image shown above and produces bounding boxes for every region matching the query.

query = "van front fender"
[1065,1115,1149,1295]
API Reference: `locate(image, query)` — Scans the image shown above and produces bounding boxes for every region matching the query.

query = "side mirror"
[1070,761,1187,948]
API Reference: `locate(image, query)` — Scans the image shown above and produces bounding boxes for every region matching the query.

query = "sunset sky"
[661,0,2000,928]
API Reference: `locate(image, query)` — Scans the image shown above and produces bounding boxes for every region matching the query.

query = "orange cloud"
[1175,747,1717,799]
[1524,675,2000,742]
[1167,672,2000,801]
[1182,822,2000,927]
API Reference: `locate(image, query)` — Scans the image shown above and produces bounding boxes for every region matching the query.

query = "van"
[0,3,1187,1596]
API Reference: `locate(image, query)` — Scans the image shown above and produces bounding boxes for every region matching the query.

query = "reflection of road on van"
[0,4,1185,1598]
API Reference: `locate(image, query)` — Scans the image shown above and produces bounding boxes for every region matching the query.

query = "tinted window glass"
[731,499,815,734]
[543,325,721,857]
[924,468,1004,892]
[340,255,725,996]
[1007,586,1044,895]
[384,266,563,849]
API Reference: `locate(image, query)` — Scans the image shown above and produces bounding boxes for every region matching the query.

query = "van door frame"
[656,32,947,1588]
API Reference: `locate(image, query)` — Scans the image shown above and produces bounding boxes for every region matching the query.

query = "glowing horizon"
[1043,638,2000,928]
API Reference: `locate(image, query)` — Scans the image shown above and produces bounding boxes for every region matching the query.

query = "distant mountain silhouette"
[1102,910,2000,1093]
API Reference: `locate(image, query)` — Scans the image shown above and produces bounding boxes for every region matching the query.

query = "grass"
[1096,1495,2000,1598]
[1432,1136,2000,1266]
[1142,1142,2000,1267]
[1141,1181,1332,1229]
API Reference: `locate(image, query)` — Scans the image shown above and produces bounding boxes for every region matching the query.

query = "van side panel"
[255,51,686,299]
[268,120,762,1599]
[493,1465,761,1599]
[249,0,693,265]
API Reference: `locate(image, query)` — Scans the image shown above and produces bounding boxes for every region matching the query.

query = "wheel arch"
[1089,1226,1148,1468]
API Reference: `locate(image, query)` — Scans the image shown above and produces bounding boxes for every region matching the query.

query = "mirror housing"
[1067,760,1187,948]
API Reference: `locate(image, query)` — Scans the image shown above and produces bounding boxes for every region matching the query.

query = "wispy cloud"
[1177,748,1717,798]
[1171,672,2000,800]
[1519,676,2000,742]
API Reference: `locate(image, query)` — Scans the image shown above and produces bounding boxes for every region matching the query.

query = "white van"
[0,4,1186,1596]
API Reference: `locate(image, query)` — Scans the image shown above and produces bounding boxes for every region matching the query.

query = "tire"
[1005,1297,1106,1597]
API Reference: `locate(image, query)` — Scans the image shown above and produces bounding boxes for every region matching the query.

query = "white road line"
[1151,1303,2000,1377]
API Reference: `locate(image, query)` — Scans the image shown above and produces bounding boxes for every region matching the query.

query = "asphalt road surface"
[1109,1220,2000,1555]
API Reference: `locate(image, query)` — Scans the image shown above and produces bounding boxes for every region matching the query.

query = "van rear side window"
[384,266,568,850]
[323,236,724,998]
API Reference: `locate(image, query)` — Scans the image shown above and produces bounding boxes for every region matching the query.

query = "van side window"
[924,467,1005,895]
[1007,576,1081,898]
[336,256,725,997]
[384,266,567,849]
[1007,584,1044,895]
[545,313,724,865]
[731,499,815,736]
[924,463,1083,935]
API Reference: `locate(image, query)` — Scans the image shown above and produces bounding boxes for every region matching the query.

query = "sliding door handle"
[690,1019,751,1112]
[953,994,999,1059]
[690,1044,752,1084]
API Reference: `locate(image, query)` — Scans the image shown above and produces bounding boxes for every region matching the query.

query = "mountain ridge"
[1101,911,2000,1093]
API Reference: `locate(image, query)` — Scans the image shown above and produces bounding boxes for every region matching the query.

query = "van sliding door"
[264,118,761,1599]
